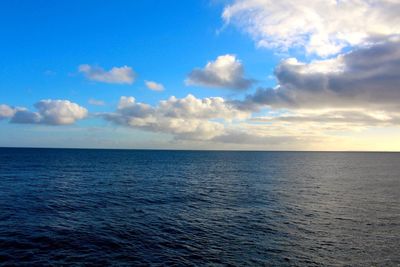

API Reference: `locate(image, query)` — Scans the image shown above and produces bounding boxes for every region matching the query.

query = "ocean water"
[0,148,399,266]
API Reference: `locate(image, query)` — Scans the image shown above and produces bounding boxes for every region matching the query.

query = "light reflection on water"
[0,148,399,266]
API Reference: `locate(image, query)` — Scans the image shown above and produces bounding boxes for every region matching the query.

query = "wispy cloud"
[88,98,105,106]
[79,64,136,84]
[145,80,165,91]
[223,0,400,57]
[44,70,56,76]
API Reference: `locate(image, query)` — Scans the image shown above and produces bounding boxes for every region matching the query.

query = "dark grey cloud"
[10,110,41,124]
[241,39,400,111]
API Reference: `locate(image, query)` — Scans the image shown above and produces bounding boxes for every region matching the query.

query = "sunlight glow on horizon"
[0,0,399,151]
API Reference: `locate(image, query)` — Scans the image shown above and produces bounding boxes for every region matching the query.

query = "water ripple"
[0,148,399,266]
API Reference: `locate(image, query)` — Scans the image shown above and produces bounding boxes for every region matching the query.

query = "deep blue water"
[0,148,399,266]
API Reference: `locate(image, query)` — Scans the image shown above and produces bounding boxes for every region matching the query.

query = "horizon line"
[0,146,399,153]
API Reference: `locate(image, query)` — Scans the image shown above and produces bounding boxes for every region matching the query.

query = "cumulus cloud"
[0,104,16,120]
[10,109,41,124]
[145,80,165,91]
[10,100,88,125]
[240,39,400,111]
[158,94,249,120]
[217,1,400,149]
[79,64,135,84]
[223,0,400,56]
[102,94,250,140]
[186,54,254,90]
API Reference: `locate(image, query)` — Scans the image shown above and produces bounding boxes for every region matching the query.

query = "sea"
[0,148,399,266]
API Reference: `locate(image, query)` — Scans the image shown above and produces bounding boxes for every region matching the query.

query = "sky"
[1,0,400,151]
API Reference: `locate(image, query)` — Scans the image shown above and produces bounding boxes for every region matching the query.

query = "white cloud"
[158,94,249,120]
[186,54,254,90]
[79,64,136,84]
[10,100,88,125]
[88,98,105,106]
[219,1,400,150]
[223,0,400,56]
[0,104,16,119]
[102,94,250,140]
[145,80,165,91]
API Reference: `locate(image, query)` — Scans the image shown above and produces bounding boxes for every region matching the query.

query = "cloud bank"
[98,94,345,149]
[239,39,400,111]
[186,54,254,90]
[79,64,136,84]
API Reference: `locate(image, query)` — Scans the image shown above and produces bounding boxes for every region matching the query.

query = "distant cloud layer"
[186,54,254,90]
[223,0,400,56]
[102,94,250,140]
[7,100,87,125]
[240,39,400,111]
[145,80,164,91]
[79,64,136,84]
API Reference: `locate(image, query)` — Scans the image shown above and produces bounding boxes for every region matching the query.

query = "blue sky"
[0,0,277,107]
[1,0,400,150]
